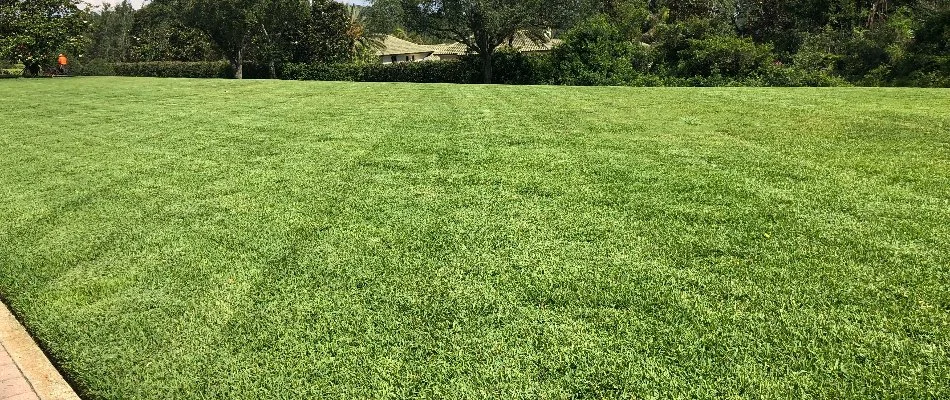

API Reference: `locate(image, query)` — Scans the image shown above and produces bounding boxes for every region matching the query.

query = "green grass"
[1,77,948,399]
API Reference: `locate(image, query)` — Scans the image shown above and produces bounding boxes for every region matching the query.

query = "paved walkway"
[0,303,79,400]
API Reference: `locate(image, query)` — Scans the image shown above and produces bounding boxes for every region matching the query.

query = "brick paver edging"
[0,302,79,400]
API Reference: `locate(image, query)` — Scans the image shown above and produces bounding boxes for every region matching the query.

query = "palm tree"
[345,5,385,59]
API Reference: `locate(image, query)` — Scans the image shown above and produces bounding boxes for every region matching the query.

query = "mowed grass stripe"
[0,77,948,398]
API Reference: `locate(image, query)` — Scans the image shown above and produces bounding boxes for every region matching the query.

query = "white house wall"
[380,52,436,64]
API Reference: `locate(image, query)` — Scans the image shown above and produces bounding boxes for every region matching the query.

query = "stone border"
[0,302,79,400]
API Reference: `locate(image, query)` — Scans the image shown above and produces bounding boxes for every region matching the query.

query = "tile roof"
[376,35,435,56]
[501,31,562,52]
[431,42,468,55]
[378,31,562,57]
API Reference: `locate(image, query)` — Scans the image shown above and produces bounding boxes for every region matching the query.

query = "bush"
[107,61,233,78]
[72,59,116,76]
[793,28,841,74]
[362,60,476,83]
[649,17,734,74]
[680,35,774,78]
[484,51,553,85]
[754,65,848,87]
[889,8,950,88]
[551,15,643,86]
[279,60,478,84]
[75,61,274,79]
[894,58,950,88]
[0,69,19,79]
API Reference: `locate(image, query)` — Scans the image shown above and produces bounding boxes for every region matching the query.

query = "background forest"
[2,0,948,86]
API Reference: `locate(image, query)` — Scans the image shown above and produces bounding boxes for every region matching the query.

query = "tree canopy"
[2,0,945,86]
[0,0,87,75]
[420,0,556,82]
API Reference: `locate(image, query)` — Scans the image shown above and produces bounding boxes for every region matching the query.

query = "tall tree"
[187,0,260,78]
[129,0,217,62]
[301,0,352,64]
[365,0,408,34]
[255,0,308,77]
[423,0,554,83]
[345,5,385,60]
[366,0,439,38]
[85,0,135,62]
[0,0,88,76]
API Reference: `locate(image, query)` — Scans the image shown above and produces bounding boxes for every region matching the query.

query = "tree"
[300,0,352,64]
[345,5,385,61]
[187,0,260,78]
[128,0,217,62]
[365,0,408,34]
[366,0,442,39]
[254,0,308,77]
[0,0,88,76]
[551,14,641,85]
[84,0,135,62]
[422,0,554,83]
[186,0,352,77]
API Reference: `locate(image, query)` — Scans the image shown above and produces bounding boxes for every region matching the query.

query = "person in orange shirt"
[57,54,68,75]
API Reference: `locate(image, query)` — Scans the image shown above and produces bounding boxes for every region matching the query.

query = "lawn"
[0,77,948,399]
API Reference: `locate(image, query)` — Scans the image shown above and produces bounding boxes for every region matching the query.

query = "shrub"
[889,8,950,88]
[90,56,548,85]
[649,17,733,74]
[79,61,272,79]
[551,15,643,86]
[679,35,774,78]
[279,60,478,84]
[361,60,476,83]
[893,58,950,88]
[110,61,233,78]
[72,59,116,76]
[0,69,19,79]
[793,28,842,74]
[484,51,553,85]
[754,65,848,87]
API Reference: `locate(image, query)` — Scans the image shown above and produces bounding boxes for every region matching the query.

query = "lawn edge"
[0,301,81,400]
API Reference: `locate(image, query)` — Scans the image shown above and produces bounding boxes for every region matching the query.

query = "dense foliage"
[413,0,558,83]
[0,0,87,76]
[2,0,947,86]
[550,15,642,85]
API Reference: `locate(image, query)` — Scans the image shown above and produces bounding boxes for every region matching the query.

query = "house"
[377,35,439,64]
[376,31,562,64]
[495,30,563,56]
[429,42,467,61]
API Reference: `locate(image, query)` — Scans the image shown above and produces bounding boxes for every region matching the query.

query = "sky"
[81,0,369,9]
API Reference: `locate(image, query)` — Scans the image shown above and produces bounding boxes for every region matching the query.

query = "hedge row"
[76,53,551,85]
[75,55,846,87]
[75,59,476,82]
[279,60,476,83]
[280,53,549,84]
[114,61,229,78]
[76,60,274,79]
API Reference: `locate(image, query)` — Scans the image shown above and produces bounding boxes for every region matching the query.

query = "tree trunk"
[481,51,493,84]
[262,26,276,79]
[23,61,40,77]
[233,48,244,79]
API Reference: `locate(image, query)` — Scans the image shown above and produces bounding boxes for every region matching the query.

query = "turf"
[0,77,948,399]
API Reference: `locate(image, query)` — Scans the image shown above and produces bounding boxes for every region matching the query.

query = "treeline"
[2,0,375,78]
[537,0,950,87]
[2,0,948,86]
[80,0,375,78]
